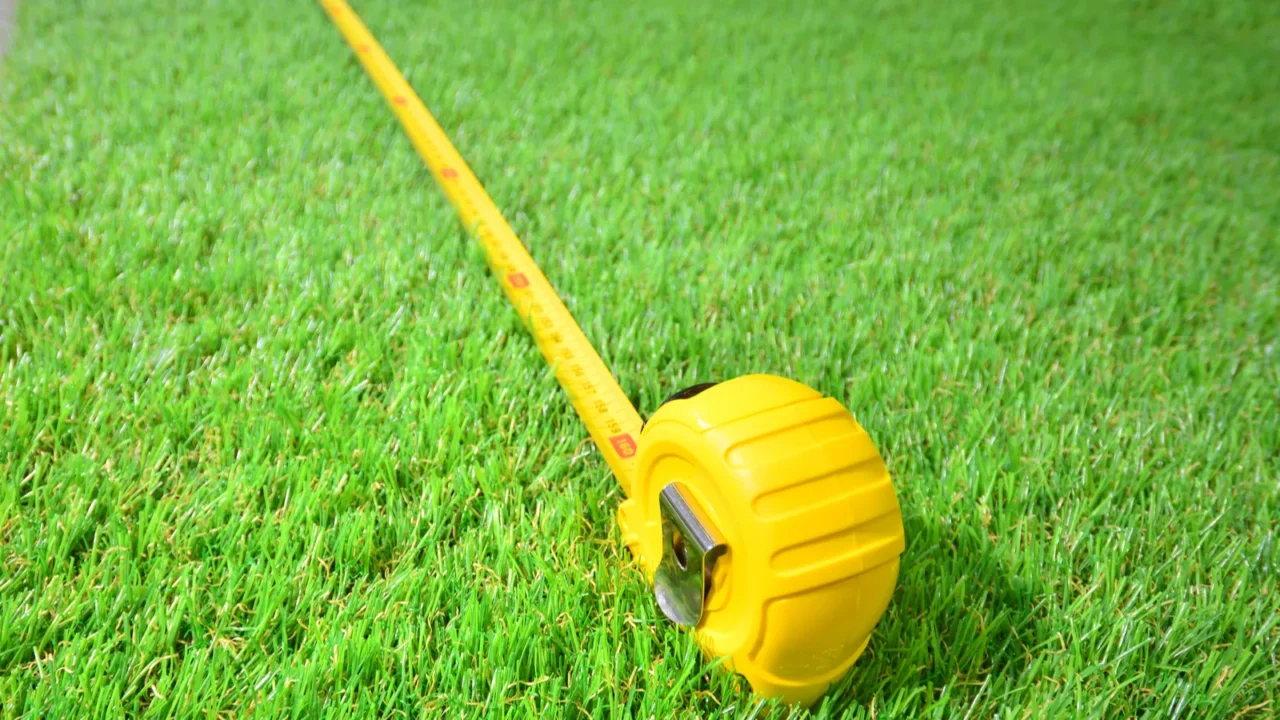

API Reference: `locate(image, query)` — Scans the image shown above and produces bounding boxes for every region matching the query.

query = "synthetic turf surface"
[1,0,1277,717]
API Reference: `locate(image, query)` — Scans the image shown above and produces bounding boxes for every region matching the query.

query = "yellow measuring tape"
[319,0,906,708]
[316,0,644,491]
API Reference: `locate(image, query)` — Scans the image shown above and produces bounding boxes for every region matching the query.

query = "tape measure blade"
[320,0,643,494]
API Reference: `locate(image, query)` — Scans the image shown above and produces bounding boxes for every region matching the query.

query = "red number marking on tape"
[507,273,530,288]
[393,96,407,106]
[610,434,637,459]
[441,167,458,179]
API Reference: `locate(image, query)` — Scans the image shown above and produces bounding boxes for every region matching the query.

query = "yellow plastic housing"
[618,375,905,706]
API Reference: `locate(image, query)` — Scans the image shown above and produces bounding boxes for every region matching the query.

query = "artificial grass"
[1,0,1277,716]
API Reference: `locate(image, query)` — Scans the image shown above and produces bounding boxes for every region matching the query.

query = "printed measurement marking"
[507,273,530,288]
[610,434,637,458]
[393,96,407,106]
[441,167,458,179]
[358,43,371,53]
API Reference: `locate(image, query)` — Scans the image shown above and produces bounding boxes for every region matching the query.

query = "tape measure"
[319,0,906,707]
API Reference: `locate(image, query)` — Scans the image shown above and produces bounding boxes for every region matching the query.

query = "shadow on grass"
[824,509,1051,716]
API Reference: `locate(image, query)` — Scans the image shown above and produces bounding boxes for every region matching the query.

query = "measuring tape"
[319,0,906,707]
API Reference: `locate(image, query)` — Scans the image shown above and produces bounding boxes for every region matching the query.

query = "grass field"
[2,0,1278,716]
